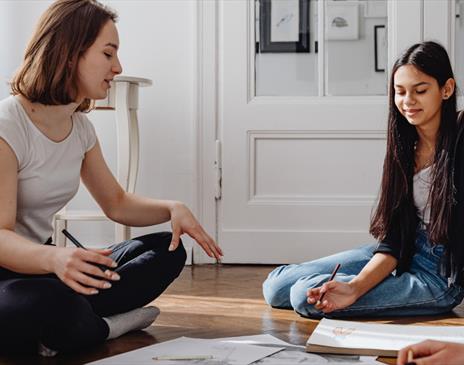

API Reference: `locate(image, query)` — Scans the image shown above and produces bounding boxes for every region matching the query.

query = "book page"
[308,318,464,352]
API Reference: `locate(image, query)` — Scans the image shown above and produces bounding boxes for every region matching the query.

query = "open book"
[306,318,464,357]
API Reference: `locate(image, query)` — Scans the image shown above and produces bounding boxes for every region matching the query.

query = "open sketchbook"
[306,318,464,357]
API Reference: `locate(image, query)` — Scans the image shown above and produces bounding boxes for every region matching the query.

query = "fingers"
[83,249,118,269]
[200,230,223,260]
[397,346,413,364]
[92,248,114,256]
[307,284,327,298]
[413,352,446,365]
[171,223,223,260]
[324,281,338,290]
[307,287,321,303]
[75,270,112,289]
[78,251,121,283]
[59,265,109,296]
[320,301,335,313]
[170,203,223,259]
[397,341,444,365]
[169,228,181,252]
[191,227,223,260]
[62,278,100,296]
[79,261,121,281]
[60,249,120,295]
[63,268,118,296]
[408,340,444,358]
[307,284,337,312]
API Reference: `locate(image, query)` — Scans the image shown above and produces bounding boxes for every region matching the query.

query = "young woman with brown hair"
[263,41,464,320]
[0,0,222,356]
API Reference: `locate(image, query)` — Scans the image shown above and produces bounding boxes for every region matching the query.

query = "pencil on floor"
[152,355,213,361]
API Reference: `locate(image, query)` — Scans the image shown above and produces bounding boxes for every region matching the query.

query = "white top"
[413,165,432,225]
[0,96,96,243]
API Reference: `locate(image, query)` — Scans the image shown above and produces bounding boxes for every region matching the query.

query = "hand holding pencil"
[306,264,360,313]
[49,230,120,296]
[397,340,464,365]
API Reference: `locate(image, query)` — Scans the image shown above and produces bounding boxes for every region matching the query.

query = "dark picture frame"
[258,0,310,53]
[374,25,386,72]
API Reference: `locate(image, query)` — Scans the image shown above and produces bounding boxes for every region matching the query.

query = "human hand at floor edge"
[397,340,464,365]
[168,201,223,260]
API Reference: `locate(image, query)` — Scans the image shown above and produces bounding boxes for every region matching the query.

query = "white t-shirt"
[413,165,432,225]
[0,96,97,243]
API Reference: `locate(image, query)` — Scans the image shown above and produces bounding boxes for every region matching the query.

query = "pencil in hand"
[62,229,87,249]
[316,263,341,307]
[405,349,415,364]
[61,229,116,273]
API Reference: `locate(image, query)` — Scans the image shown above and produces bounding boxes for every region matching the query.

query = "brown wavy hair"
[370,41,458,244]
[10,0,117,112]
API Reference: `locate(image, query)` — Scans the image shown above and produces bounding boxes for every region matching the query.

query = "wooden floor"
[3,264,464,364]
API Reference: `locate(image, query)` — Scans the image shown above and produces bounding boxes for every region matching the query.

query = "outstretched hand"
[307,281,359,313]
[397,340,464,365]
[168,202,223,260]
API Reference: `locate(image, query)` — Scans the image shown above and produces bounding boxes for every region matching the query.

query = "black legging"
[0,231,186,354]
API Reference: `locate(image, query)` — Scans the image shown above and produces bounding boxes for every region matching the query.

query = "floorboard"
[1,265,464,364]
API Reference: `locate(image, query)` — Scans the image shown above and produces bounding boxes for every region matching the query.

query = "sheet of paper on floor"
[217,334,383,364]
[85,336,284,365]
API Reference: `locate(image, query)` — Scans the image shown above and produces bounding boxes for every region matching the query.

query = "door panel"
[210,0,425,264]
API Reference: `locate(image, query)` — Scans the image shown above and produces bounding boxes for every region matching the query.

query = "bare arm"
[0,137,56,274]
[0,138,119,294]
[350,252,398,297]
[81,140,174,225]
[307,252,398,313]
[81,140,223,259]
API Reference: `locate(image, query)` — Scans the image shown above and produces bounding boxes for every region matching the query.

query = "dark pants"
[0,232,186,354]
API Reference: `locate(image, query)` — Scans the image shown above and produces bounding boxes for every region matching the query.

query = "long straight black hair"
[370,41,458,244]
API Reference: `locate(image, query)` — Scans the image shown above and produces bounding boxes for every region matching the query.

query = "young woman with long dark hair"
[263,41,464,319]
[0,0,222,356]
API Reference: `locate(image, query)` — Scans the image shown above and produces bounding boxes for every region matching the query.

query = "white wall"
[0,1,198,259]
[456,0,464,94]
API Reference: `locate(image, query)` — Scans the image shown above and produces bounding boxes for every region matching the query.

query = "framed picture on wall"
[259,0,310,53]
[374,25,387,72]
[326,1,359,40]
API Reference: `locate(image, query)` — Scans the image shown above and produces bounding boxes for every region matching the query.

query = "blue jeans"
[263,229,464,318]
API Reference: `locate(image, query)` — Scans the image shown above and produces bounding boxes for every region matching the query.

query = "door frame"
[194,0,219,263]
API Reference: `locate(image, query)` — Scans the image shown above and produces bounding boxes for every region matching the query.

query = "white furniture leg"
[53,76,152,246]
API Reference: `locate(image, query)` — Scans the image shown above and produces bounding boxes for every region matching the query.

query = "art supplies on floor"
[86,336,284,365]
[306,318,464,357]
[87,333,381,365]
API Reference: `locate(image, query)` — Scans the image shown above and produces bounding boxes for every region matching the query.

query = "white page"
[86,336,283,365]
[218,334,382,364]
[308,318,464,352]
[253,352,382,365]
[217,333,303,347]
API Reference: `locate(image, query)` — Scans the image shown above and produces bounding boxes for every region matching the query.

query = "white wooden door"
[196,0,434,264]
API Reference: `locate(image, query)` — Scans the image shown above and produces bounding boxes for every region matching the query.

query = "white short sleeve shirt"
[0,96,97,243]
[413,166,432,225]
